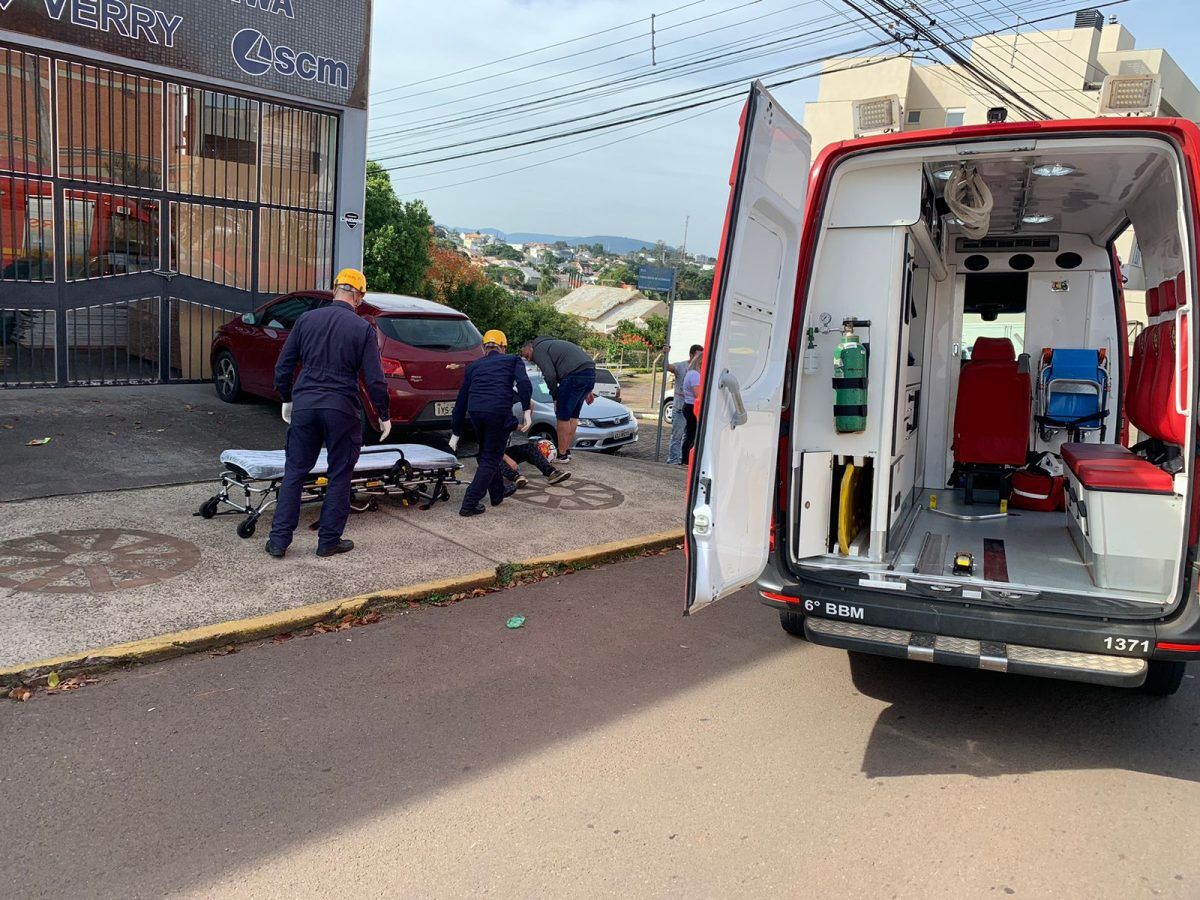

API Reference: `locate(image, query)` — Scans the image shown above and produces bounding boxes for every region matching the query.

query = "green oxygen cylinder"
[832,320,868,433]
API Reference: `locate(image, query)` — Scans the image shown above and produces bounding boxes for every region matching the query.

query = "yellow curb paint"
[0,529,685,686]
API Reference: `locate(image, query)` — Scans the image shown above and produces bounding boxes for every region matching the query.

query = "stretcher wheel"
[198,497,220,519]
[237,518,257,539]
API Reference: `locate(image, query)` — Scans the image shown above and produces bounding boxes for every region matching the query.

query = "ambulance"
[687,81,1200,695]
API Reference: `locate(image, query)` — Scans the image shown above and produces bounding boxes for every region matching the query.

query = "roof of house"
[553,285,665,322]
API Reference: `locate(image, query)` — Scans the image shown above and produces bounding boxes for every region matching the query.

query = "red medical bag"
[1010,468,1065,512]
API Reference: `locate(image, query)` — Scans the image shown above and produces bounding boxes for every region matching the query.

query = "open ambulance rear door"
[686,82,811,614]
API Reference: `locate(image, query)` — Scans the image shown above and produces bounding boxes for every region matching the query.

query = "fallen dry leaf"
[209,644,238,657]
[272,632,294,643]
[47,671,59,690]
[7,687,33,702]
[46,676,98,695]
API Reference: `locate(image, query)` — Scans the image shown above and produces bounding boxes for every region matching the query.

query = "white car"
[518,366,638,453]
[592,367,622,402]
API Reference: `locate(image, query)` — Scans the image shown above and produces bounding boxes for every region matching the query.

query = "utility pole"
[681,215,690,259]
[650,14,656,66]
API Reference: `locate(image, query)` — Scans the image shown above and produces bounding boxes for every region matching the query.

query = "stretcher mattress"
[220,444,459,481]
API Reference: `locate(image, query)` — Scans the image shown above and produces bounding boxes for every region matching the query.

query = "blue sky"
[367,1,1198,256]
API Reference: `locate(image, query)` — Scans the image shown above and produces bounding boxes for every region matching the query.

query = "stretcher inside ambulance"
[687,81,1200,695]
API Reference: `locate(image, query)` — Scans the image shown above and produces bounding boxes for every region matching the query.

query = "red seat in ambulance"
[1062,274,1187,496]
[953,337,1032,468]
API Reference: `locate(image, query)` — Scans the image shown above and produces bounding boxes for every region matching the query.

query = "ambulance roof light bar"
[852,95,902,137]
[1097,74,1162,117]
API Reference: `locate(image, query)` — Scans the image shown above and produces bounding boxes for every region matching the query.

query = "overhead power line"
[373,0,769,107]
[376,0,1129,193]
[370,0,711,96]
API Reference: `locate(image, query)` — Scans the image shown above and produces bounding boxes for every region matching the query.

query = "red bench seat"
[1061,442,1174,495]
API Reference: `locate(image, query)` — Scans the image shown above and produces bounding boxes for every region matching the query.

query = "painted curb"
[0,529,684,686]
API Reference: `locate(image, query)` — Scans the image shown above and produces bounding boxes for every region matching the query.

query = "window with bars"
[55,61,163,189]
[167,85,259,202]
[0,48,52,177]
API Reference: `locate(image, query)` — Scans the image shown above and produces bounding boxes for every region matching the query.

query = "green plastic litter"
[506,615,526,629]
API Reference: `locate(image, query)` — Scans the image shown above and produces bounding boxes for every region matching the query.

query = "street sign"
[638,265,675,292]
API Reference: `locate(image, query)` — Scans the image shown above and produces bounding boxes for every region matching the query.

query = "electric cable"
[370,0,711,96]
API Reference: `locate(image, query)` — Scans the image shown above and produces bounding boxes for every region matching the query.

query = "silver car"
[518,366,639,453]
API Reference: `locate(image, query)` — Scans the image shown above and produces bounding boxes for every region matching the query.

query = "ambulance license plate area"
[435,401,455,417]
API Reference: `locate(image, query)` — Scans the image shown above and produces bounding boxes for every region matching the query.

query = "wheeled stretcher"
[196,444,462,538]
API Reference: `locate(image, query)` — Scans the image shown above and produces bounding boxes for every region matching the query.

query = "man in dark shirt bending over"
[265,268,390,559]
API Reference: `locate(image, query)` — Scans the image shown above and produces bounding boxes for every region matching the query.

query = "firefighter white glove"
[281,402,293,424]
[519,410,532,433]
[379,419,392,442]
[448,434,460,452]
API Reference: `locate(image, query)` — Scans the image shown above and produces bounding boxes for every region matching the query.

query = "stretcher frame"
[196,446,462,538]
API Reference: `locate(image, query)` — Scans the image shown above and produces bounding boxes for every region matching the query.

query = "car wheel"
[214,351,242,403]
[1141,660,1187,696]
[661,400,673,425]
[530,424,556,442]
[779,610,807,639]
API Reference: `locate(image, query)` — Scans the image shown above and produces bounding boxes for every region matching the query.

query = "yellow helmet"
[482,329,508,348]
[334,268,367,293]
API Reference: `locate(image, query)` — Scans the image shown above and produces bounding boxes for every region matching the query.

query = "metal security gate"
[1,42,338,388]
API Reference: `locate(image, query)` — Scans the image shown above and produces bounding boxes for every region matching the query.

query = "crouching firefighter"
[449,330,533,517]
[265,268,391,559]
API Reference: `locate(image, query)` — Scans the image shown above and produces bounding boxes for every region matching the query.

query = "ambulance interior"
[789,136,1193,616]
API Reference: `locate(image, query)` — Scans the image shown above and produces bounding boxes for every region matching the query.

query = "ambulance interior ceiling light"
[1022,213,1055,224]
[1032,162,1076,177]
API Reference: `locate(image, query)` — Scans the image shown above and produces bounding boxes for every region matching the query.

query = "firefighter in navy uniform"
[265,268,390,558]
[449,329,533,517]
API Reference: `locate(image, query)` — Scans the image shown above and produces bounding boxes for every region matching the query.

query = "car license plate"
[612,428,633,440]
[435,401,455,417]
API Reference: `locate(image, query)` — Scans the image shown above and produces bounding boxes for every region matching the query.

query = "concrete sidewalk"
[0,452,686,669]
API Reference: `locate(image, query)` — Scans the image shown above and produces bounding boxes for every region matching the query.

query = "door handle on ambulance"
[1176,305,1190,416]
[718,369,749,428]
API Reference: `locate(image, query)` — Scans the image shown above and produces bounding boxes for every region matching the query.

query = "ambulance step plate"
[804,617,1147,686]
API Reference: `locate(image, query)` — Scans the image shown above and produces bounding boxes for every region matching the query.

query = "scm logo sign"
[230,28,349,89]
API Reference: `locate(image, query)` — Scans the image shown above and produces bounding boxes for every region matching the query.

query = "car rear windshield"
[595,368,617,384]
[376,315,482,350]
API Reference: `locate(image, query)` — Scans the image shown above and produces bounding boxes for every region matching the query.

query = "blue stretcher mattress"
[220,444,459,481]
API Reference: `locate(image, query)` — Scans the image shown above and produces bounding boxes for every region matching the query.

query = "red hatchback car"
[210,290,484,434]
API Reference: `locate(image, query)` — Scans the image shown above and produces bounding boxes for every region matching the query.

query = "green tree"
[598,263,637,286]
[538,264,557,296]
[362,160,432,295]
[506,299,589,348]
[675,266,715,302]
[483,242,524,261]
[552,240,570,252]
[641,314,668,349]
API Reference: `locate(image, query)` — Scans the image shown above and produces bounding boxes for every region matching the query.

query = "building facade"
[803,10,1200,334]
[0,0,371,387]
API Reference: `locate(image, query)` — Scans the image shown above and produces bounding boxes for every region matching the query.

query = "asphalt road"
[4,552,1199,899]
